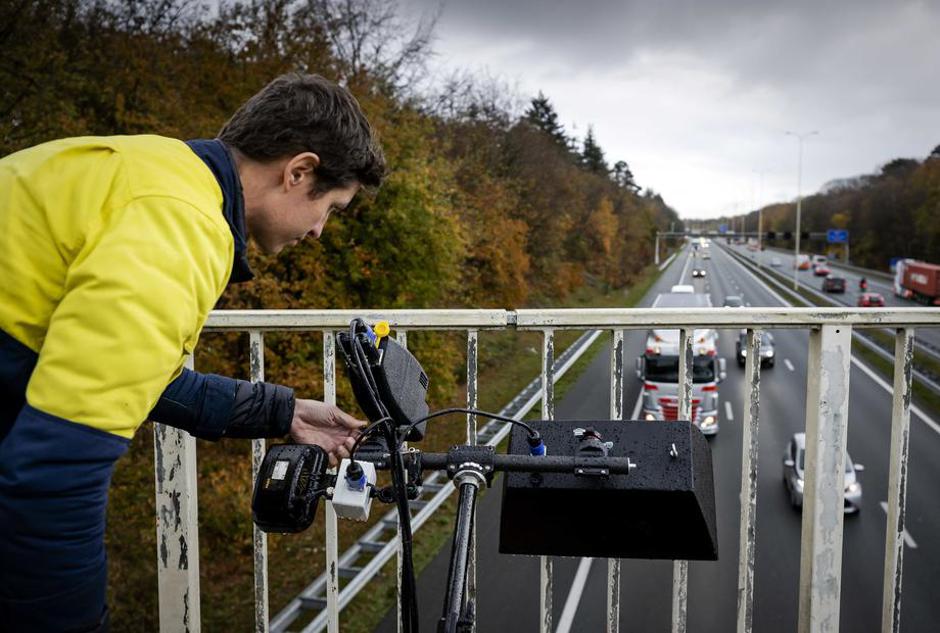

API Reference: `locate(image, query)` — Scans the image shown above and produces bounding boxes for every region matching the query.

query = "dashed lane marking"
[725,401,734,421]
[785,359,795,372]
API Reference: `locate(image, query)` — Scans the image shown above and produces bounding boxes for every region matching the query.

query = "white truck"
[636,291,726,436]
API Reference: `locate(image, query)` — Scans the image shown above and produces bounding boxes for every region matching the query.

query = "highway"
[376,242,940,633]
[733,243,940,357]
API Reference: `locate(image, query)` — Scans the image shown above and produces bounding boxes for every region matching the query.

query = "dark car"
[735,329,775,367]
[822,275,846,293]
[692,268,707,278]
[723,295,744,308]
[857,292,886,307]
[783,433,863,514]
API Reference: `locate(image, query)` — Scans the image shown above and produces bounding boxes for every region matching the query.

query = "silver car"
[783,432,863,514]
[736,329,775,368]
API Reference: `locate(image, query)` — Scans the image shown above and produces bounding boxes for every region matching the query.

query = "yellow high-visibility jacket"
[0,135,234,439]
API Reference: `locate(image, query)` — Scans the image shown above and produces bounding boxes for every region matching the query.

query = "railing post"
[250,331,270,633]
[154,355,202,632]
[736,329,762,633]
[607,330,624,633]
[396,330,408,633]
[323,331,340,633]
[540,329,555,633]
[881,328,914,633]
[671,329,692,633]
[798,324,852,633]
[466,329,479,632]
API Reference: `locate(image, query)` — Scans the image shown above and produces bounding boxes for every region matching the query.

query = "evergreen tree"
[930,144,940,160]
[524,91,570,149]
[581,125,608,175]
[612,160,639,192]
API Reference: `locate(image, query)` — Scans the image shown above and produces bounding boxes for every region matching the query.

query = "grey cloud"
[398,0,940,216]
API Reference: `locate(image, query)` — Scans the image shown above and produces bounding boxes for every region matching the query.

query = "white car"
[770,257,782,267]
[671,284,695,294]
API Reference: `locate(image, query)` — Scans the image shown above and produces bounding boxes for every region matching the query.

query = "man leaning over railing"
[0,73,385,633]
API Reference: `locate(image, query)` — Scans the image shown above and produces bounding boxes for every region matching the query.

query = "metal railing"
[153,306,940,633]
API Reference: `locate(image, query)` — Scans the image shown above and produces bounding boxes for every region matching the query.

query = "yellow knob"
[374,321,390,339]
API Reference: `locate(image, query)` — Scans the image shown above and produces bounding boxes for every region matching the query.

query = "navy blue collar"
[185,139,255,284]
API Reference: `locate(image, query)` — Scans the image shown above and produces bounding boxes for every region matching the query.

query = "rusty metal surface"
[736,329,762,633]
[882,328,914,633]
[250,331,269,633]
[154,354,202,633]
[798,324,853,633]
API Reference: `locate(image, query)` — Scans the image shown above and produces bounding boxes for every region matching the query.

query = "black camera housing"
[252,444,330,533]
[499,420,717,560]
[336,330,430,441]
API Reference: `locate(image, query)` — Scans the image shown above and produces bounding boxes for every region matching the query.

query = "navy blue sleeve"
[150,368,294,440]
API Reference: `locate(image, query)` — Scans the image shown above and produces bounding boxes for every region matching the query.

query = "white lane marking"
[879,502,918,548]
[850,355,940,437]
[658,250,679,271]
[724,244,940,437]
[679,250,692,284]
[724,401,734,421]
[555,557,594,633]
[631,389,644,420]
[785,359,795,372]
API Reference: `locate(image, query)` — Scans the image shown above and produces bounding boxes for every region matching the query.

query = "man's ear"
[284,152,321,190]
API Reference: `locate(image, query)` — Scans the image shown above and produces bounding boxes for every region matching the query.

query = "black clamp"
[573,427,613,478]
[445,444,496,487]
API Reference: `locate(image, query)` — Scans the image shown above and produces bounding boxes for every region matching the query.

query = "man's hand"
[289,399,366,467]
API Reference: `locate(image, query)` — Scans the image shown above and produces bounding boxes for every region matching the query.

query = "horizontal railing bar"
[205,309,510,331]
[358,541,387,553]
[204,307,940,332]
[515,307,940,329]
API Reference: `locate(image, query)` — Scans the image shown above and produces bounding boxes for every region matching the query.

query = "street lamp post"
[753,170,765,267]
[786,130,818,290]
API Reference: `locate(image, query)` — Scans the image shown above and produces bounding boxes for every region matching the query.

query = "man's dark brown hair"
[219,73,387,194]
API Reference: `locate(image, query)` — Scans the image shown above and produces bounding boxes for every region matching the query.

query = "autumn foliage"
[1,0,679,392]
[1,1,681,628]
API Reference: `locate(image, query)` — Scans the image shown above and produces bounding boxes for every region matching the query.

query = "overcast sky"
[399,0,940,219]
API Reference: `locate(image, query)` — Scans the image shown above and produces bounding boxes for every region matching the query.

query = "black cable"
[346,320,418,632]
[349,319,389,421]
[384,421,419,632]
[349,416,394,458]
[397,408,540,451]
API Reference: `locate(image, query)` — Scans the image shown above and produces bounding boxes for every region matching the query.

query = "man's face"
[245,153,360,254]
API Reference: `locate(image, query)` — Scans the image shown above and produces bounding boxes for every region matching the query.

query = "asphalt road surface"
[376,242,940,633]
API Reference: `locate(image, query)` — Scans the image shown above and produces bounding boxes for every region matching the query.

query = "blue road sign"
[719,224,728,234]
[827,229,848,244]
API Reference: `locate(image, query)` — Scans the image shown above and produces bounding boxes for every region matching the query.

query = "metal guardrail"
[153,306,940,633]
